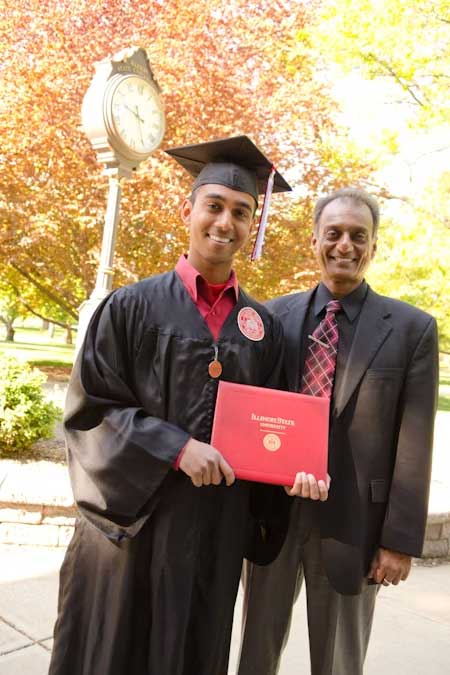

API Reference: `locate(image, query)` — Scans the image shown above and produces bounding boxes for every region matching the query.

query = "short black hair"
[313,187,380,237]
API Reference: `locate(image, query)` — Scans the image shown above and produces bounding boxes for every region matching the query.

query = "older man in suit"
[237,187,439,675]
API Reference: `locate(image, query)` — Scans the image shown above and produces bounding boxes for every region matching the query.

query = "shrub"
[0,355,61,455]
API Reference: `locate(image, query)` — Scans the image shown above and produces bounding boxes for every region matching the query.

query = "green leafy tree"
[310,0,450,129]
[301,0,450,346]
[368,204,450,351]
[0,278,28,341]
[0,266,76,343]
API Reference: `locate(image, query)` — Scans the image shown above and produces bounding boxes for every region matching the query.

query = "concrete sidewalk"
[0,545,449,674]
[0,390,448,673]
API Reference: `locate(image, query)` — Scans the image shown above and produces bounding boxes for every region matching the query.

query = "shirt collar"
[313,281,368,322]
[175,254,239,302]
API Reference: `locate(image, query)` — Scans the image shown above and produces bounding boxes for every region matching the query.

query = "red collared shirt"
[173,255,239,469]
[175,254,239,341]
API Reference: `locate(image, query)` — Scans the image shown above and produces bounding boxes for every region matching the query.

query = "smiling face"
[181,183,256,283]
[312,197,377,298]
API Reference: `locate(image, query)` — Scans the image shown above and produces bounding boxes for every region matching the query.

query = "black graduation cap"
[165,135,291,202]
[165,135,292,259]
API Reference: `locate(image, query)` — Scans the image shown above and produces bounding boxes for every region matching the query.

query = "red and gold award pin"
[237,307,265,342]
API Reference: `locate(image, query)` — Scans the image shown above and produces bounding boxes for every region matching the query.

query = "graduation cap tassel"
[251,165,276,261]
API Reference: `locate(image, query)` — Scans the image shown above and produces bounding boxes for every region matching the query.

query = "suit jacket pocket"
[370,478,390,503]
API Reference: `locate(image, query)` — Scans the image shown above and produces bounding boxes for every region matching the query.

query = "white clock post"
[76,46,165,352]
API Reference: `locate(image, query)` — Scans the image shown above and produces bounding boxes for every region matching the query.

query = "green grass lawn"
[439,353,450,412]
[0,324,75,366]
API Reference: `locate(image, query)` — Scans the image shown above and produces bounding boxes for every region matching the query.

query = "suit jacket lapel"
[333,289,392,417]
[278,290,314,392]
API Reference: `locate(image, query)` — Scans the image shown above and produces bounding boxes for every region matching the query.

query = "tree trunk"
[48,322,55,338]
[42,319,49,330]
[65,325,73,345]
[5,321,15,342]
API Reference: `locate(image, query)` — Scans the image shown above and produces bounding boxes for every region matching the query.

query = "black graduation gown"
[49,271,287,675]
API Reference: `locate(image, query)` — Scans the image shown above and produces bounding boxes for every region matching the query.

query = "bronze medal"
[208,359,223,378]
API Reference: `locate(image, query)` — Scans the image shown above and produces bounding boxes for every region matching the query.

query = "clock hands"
[121,103,146,147]
[123,102,142,121]
[134,106,145,146]
[134,106,145,126]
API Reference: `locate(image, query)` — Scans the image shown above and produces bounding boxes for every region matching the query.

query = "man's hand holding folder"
[285,471,331,501]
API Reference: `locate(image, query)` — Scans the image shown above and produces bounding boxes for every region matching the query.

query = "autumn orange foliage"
[0,0,371,325]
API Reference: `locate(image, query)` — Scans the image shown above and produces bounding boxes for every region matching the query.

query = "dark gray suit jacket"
[267,285,439,595]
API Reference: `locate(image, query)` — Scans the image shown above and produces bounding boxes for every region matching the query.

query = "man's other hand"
[368,547,412,586]
[284,471,330,501]
[179,438,235,487]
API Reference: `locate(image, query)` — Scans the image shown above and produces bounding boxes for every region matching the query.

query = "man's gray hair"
[313,187,380,236]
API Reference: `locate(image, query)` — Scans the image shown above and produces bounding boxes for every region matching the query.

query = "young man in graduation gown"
[49,136,320,675]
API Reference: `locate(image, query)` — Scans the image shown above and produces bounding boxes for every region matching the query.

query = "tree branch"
[9,264,79,320]
[365,52,427,107]
[17,297,72,329]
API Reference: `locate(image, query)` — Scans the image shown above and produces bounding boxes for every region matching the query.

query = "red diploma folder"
[211,381,329,485]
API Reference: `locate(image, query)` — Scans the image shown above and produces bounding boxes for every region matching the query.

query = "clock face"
[109,75,165,156]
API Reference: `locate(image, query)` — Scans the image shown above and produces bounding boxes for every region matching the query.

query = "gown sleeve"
[64,290,190,541]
